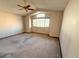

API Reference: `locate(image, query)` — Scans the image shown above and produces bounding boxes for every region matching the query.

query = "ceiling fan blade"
[17,0,34,12]
[28,8,34,10]
[17,5,24,8]
[25,5,31,8]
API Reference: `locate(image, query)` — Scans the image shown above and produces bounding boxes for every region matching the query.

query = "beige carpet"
[0,33,61,58]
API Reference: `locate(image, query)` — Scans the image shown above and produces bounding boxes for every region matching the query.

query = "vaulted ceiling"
[0,0,69,16]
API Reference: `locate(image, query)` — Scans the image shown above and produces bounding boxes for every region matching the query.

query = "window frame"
[31,13,50,28]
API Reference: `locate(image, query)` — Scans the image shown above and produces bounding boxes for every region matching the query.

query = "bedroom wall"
[60,0,79,57]
[31,11,63,36]
[0,10,24,38]
[24,15,32,33]
[31,27,49,34]
[48,11,63,37]
[24,11,63,37]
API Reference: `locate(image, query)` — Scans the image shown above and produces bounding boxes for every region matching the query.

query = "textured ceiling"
[30,0,69,11]
[0,0,69,16]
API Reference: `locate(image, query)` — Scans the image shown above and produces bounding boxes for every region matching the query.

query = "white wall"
[24,15,32,33]
[31,27,49,34]
[48,11,63,37]
[0,10,24,38]
[60,0,79,58]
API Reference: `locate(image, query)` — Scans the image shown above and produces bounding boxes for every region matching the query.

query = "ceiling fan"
[17,0,34,12]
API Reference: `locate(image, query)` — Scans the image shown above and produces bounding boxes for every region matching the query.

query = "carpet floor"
[0,33,61,58]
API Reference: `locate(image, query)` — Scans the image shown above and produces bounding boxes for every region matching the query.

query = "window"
[36,13,45,17]
[32,13,50,27]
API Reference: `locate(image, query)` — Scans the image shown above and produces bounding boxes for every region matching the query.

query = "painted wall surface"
[48,11,63,37]
[60,0,79,57]
[31,27,49,34]
[24,15,32,33]
[0,10,24,38]
[24,11,63,37]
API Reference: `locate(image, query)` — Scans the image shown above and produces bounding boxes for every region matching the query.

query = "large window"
[32,13,50,27]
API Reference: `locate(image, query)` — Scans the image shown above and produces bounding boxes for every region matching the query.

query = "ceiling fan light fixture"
[17,0,34,12]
